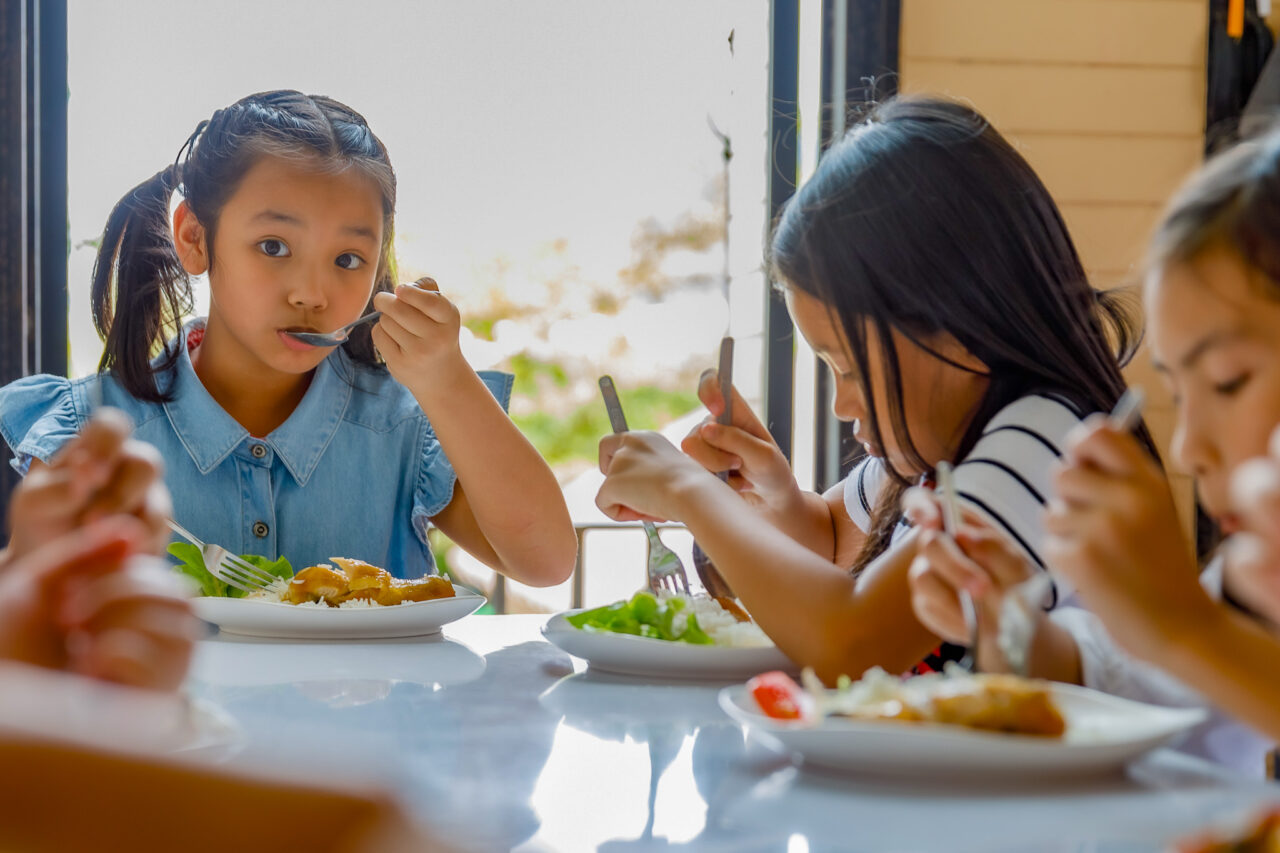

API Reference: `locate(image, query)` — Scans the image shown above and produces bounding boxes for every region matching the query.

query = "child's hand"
[680,369,799,511]
[904,488,1040,669]
[371,277,466,397]
[1223,424,1280,625]
[1044,416,1208,661]
[0,517,197,690]
[5,410,171,565]
[597,431,723,523]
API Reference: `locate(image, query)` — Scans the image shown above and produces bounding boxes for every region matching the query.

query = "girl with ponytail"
[595,95,1157,683]
[0,90,575,585]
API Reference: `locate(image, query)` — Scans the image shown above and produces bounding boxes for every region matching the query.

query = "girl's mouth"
[1217,513,1243,535]
[278,329,319,352]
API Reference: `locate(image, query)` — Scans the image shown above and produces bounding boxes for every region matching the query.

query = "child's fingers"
[680,418,739,473]
[79,443,165,525]
[388,280,458,326]
[692,423,783,478]
[695,370,772,441]
[907,557,968,643]
[22,518,144,599]
[1063,417,1148,476]
[373,292,441,341]
[1051,460,1127,509]
[372,309,418,353]
[916,529,990,597]
[1231,457,1280,550]
[955,527,1035,589]
[598,434,625,475]
[58,558,193,631]
[901,486,942,529]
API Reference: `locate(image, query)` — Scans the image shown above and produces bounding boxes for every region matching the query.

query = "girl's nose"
[1170,403,1214,479]
[286,267,329,311]
[831,380,867,424]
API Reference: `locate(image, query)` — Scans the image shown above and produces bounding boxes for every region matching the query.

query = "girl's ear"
[172,201,209,276]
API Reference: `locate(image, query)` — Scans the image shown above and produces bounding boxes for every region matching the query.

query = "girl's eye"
[257,239,290,258]
[335,253,364,271]
[1213,374,1250,396]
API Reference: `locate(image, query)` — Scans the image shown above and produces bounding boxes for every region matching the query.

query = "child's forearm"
[1155,604,1280,743]
[410,364,575,586]
[754,488,841,561]
[672,476,937,684]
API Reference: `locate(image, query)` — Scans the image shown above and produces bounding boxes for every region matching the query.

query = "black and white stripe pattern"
[842,394,1085,585]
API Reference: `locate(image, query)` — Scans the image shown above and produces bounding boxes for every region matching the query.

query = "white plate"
[193,584,485,639]
[541,611,796,680]
[718,682,1208,778]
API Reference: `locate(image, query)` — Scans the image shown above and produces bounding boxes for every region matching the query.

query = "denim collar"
[158,323,352,486]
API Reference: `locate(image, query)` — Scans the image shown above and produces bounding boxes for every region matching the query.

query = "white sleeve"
[1050,564,1274,776]
[842,455,886,534]
[951,395,1081,571]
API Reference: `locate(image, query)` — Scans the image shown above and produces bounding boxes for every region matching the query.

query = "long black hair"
[91,90,398,402]
[770,95,1153,569]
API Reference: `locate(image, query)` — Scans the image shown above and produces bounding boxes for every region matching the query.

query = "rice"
[657,591,774,648]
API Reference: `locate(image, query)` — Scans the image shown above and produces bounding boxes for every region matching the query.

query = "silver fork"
[598,376,692,596]
[996,386,1147,676]
[167,519,279,594]
[936,461,978,673]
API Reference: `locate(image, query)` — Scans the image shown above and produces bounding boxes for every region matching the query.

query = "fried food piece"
[714,596,752,623]
[928,674,1066,737]
[376,576,455,606]
[286,564,349,606]
[329,557,391,593]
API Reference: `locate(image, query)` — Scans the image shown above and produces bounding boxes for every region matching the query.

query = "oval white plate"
[542,611,796,680]
[718,682,1208,778]
[193,584,485,640]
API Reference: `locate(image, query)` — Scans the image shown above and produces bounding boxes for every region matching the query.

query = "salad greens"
[167,542,294,598]
[567,591,714,644]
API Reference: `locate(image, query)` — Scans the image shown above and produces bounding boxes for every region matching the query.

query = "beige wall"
[900,0,1208,538]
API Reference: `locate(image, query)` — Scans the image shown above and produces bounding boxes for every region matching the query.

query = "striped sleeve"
[842,454,887,534]
[952,394,1084,572]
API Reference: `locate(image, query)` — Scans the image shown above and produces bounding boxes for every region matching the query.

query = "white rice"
[656,591,773,648]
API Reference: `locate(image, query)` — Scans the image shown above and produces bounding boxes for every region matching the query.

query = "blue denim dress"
[0,327,513,579]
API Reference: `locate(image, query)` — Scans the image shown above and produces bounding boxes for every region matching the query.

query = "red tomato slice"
[748,671,812,721]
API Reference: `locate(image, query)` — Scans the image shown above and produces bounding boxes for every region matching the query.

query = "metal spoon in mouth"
[283,311,382,347]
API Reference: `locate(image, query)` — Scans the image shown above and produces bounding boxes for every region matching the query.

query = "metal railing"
[488,521,689,614]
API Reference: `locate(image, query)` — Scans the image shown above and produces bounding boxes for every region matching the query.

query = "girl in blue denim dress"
[0,90,576,584]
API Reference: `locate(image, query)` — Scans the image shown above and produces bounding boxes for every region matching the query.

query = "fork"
[935,460,978,673]
[598,376,692,597]
[167,519,279,594]
[996,386,1147,676]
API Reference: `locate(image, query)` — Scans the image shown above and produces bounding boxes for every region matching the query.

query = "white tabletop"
[186,614,1280,852]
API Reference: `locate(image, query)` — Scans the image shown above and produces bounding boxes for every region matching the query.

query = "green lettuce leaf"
[567,591,717,645]
[166,543,294,598]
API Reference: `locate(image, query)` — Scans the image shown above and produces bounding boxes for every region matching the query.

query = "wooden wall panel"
[901,0,1208,539]
[903,0,1206,67]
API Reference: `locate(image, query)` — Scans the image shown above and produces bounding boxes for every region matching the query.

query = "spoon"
[284,311,382,347]
[936,460,978,673]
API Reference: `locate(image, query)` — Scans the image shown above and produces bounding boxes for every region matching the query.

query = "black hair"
[769,95,1154,570]
[91,90,398,401]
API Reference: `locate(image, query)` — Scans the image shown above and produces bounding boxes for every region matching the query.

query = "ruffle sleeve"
[410,370,515,542]
[0,374,84,475]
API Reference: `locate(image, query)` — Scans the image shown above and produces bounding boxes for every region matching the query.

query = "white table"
[187,614,1280,852]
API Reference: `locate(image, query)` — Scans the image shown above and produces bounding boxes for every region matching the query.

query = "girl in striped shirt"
[595,95,1156,684]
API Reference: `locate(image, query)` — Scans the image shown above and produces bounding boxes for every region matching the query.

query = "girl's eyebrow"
[1153,327,1243,373]
[249,209,377,241]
